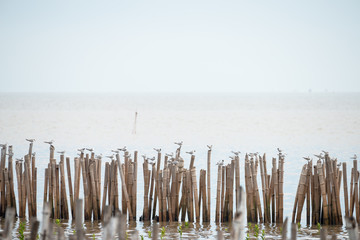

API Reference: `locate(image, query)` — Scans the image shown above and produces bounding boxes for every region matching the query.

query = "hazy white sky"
[1,1,359,92]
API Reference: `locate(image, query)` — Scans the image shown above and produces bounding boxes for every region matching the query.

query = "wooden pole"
[116,154,133,220]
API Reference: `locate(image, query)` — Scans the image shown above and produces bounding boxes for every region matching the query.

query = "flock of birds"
[0,139,358,168]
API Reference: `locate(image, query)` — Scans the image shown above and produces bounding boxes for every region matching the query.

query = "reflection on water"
[0,218,350,239]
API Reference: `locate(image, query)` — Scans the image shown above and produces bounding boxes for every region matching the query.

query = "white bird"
[186,150,195,155]
[207,145,213,150]
[314,153,324,159]
[142,155,147,160]
[174,141,183,146]
[153,148,161,153]
[16,158,24,162]
[118,147,127,152]
[229,156,235,160]
[44,140,54,145]
[231,151,240,156]
[57,151,65,155]
[165,153,173,157]
[86,148,94,152]
[95,154,102,159]
[351,154,357,160]
[303,156,311,161]
[322,150,329,155]
[248,153,254,158]
[6,152,14,157]
[111,150,120,154]
[170,159,179,165]
[216,160,224,166]
[77,148,85,153]
[277,148,283,153]
[26,139,35,143]
[105,155,115,160]
[0,143,7,148]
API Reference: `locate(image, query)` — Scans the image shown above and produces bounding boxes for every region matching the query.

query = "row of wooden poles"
[141,145,211,222]
[215,152,285,224]
[0,143,37,218]
[292,152,345,225]
[2,141,360,228]
[292,152,360,227]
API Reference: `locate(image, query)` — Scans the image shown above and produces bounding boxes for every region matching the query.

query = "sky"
[0,0,359,92]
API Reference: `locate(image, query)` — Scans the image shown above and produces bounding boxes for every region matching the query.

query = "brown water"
[0,92,359,239]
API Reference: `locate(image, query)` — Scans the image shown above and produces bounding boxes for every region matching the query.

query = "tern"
[95,154,102,159]
[44,140,54,145]
[186,150,195,155]
[165,153,174,157]
[86,148,94,152]
[6,152,14,157]
[229,156,235,161]
[277,148,283,153]
[0,143,7,148]
[77,148,85,153]
[170,159,179,165]
[216,160,224,166]
[57,151,65,155]
[322,150,329,155]
[314,154,324,160]
[16,158,24,162]
[174,141,183,146]
[153,148,161,153]
[118,147,127,152]
[141,155,147,160]
[231,151,240,156]
[351,154,357,160]
[303,157,311,161]
[32,152,36,157]
[105,155,115,160]
[26,139,35,143]
[207,145,213,150]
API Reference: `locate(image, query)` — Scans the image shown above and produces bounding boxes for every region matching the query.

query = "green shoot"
[18,221,26,240]
[161,226,166,239]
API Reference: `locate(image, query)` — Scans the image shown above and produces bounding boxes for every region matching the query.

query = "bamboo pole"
[191,167,200,222]
[344,162,349,217]
[317,161,329,225]
[152,151,161,220]
[295,165,308,223]
[116,153,133,220]
[215,165,221,223]
[207,147,211,222]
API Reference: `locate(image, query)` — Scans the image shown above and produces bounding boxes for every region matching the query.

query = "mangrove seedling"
[261,229,265,240]
[18,221,26,240]
[178,224,183,237]
[148,230,152,238]
[317,222,321,231]
[161,226,166,239]
[254,224,259,238]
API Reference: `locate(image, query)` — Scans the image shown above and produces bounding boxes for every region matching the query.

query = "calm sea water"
[0,92,359,239]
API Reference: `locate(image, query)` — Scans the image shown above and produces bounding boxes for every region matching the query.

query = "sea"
[0,92,359,239]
